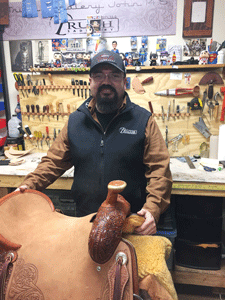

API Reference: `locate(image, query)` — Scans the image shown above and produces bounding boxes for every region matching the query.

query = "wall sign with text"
[3,0,177,41]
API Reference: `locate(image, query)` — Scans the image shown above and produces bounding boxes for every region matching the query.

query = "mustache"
[97,84,117,93]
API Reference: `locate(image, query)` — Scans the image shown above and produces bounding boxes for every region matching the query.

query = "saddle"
[0,181,141,300]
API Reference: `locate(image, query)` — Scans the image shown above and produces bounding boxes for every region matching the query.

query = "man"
[111,41,119,53]
[17,50,172,235]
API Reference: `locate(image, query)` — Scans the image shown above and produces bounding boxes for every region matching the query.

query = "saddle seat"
[0,190,136,300]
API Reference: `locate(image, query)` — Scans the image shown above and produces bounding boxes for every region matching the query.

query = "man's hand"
[14,185,28,192]
[134,208,156,235]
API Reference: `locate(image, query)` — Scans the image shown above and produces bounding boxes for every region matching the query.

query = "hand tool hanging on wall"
[132,76,146,94]
[161,106,165,122]
[188,98,203,111]
[165,126,168,148]
[43,78,48,94]
[36,104,41,121]
[32,81,39,95]
[199,71,224,86]
[18,73,28,97]
[33,131,39,149]
[84,81,87,99]
[80,80,84,98]
[17,125,26,137]
[26,74,32,93]
[46,105,50,121]
[45,127,50,148]
[220,87,225,121]
[168,134,183,152]
[24,125,33,138]
[71,78,75,95]
[31,104,35,120]
[53,128,57,141]
[50,103,54,118]
[42,105,46,121]
[172,99,176,120]
[148,101,154,114]
[155,88,193,96]
[26,104,30,120]
[76,80,79,97]
[38,131,43,149]
[67,104,70,116]
[59,103,64,118]
[193,117,211,138]
[167,101,171,121]
[13,73,25,97]
[213,92,221,120]
[141,76,153,85]
[56,101,59,121]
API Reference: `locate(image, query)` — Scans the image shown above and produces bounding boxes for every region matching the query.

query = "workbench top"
[0,153,224,184]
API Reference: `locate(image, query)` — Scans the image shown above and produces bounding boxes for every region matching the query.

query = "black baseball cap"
[90,50,126,74]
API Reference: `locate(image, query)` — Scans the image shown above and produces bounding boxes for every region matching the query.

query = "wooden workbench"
[0,153,225,288]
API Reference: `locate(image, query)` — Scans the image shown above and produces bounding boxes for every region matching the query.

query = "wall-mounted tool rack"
[17,64,225,156]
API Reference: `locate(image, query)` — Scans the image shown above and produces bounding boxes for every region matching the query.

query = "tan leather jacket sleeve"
[20,121,73,190]
[143,116,173,223]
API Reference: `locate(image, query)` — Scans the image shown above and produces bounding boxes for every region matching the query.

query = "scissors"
[200,163,216,172]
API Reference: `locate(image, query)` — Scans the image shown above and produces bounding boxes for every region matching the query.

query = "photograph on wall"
[10,40,33,72]
[67,39,85,52]
[33,40,50,66]
[86,16,101,37]
[52,39,68,51]
[183,38,207,56]
[156,38,167,53]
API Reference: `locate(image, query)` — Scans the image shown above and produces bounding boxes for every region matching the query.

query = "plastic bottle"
[8,114,21,138]
[217,50,224,64]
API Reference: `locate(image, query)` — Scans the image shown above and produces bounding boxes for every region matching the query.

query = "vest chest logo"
[119,127,137,135]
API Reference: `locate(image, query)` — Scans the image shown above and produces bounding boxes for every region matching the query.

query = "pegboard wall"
[17,66,225,157]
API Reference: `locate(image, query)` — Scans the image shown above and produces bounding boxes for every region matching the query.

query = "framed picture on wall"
[183,0,214,37]
[10,40,33,72]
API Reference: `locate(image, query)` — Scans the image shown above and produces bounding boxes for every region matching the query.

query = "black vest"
[68,94,151,216]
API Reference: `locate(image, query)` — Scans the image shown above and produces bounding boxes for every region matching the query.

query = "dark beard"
[96,85,119,114]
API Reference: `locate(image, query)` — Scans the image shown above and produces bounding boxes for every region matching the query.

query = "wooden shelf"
[172,259,225,288]
[29,64,225,74]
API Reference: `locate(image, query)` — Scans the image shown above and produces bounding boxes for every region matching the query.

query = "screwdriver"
[84,81,87,99]
[71,78,75,95]
[76,80,79,97]
[50,103,54,118]
[161,106,165,122]
[56,101,59,121]
[31,104,35,120]
[80,80,84,98]
[18,73,28,97]
[43,78,48,94]
[38,131,43,149]
[26,104,30,120]
[67,104,70,116]
[53,128,57,141]
[46,105,50,121]
[43,105,46,121]
[46,126,50,148]
[24,125,33,138]
[34,131,39,149]
[36,104,41,121]
[59,103,64,119]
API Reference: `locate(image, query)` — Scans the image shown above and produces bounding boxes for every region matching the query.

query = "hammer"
[220,87,225,121]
